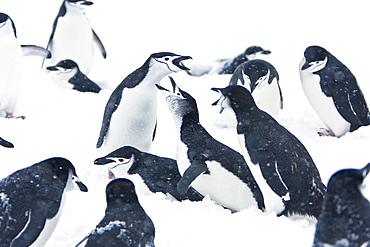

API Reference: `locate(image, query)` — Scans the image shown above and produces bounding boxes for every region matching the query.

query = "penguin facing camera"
[45,0,107,75]
[299,45,370,137]
[220,59,283,128]
[47,59,101,93]
[96,52,191,153]
[0,157,88,247]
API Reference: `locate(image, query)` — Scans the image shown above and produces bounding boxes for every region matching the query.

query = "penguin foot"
[318,128,335,137]
[5,112,25,119]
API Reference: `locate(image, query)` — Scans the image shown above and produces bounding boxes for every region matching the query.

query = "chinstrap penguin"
[0,13,51,119]
[76,178,155,247]
[222,59,283,127]
[156,77,265,212]
[96,52,191,153]
[313,163,370,247]
[300,45,370,137]
[45,0,107,75]
[212,85,326,218]
[94,146,204,201]
[0,157,88,247]
[47,59,101,93]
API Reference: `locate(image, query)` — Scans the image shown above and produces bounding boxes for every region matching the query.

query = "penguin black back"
[82,178,155,247]
[313,163,370,247]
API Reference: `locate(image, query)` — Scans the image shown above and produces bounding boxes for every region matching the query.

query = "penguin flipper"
[96,85,124,148]
[21,45,51,59]
[258,156,289,198]
[229,65,245,86]
[177,159,208,196]
[10,199,51,247]
[92,29,107,59]
[0,137,14,148]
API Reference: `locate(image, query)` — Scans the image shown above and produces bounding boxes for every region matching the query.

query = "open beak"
[172,56,192,71]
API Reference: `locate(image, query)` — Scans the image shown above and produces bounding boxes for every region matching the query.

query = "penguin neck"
[179,111,211,146]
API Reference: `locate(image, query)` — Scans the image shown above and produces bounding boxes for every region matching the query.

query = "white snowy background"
[1,0,370,246]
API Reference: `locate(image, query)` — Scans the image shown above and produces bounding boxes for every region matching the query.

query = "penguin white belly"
[50,13,94,75]
[237,134,285,214]
[0,36,22,113]
[192,161,257,212]
[300,70,350,136]
[252,78,281,119]
[104,85,157,153]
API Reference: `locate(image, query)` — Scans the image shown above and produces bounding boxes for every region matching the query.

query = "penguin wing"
[0,137,14,148]
[229,64,245,86]
[177,159,208,196]
[243,136,289,198]
[92,29,107,59]
[321,71,370,126]
[69,73,101,93]
[21,45,51,58]
[96,85,124,148]
[10,199,52,247]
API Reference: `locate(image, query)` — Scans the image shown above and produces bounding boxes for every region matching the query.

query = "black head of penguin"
[244,46,271,56]
[149,52,191,72]
[301,45,330,71]
[212,85,258,115]
[46,59,79,75]
[0,12,16,37]
[106,178,139,205]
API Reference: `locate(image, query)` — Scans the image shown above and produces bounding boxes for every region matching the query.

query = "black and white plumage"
[224,59,283,124]
[0,12,51,119]
[313,163,370,247]
[212,85,326,218]
[77,178,155,247]
[96,52,191,153]
[45,0,107,75]
[156,78,265,212]
[187,46,271,76]
[0,157,88,247]
[47,59,101,93]
[299,45,370,137]
[94,146,204,201]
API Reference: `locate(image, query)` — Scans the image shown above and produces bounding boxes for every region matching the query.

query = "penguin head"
[46,59,79,79]
[156,77,199,124]
[40,157,88,192]
[238,60,271,92]
[243,46,271,59]
[65,0,94,9]
[148,52,192,76]
[211,85,258,113]
[0,13,16,38]
[327,163,370,203]
[94,146,140,179]
[106,178,139,205]
[301,46,329,72]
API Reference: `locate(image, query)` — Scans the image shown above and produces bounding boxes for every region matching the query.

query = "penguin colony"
[0,1,370,246]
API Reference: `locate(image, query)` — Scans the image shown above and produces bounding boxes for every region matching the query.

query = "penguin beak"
[301,62,310,71]
[76,180,88,192]
[81,1,94,6]
[172,56,192,71]
[46,66,59,71]
[211,88,225,113]
[94,157,115,165]
[261,50,271,55]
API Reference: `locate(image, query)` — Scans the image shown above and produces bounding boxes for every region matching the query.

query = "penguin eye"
[164,57,170,61]
[118,159,124,162]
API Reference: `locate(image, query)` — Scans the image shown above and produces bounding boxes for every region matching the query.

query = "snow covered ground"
[1,0,370,246]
